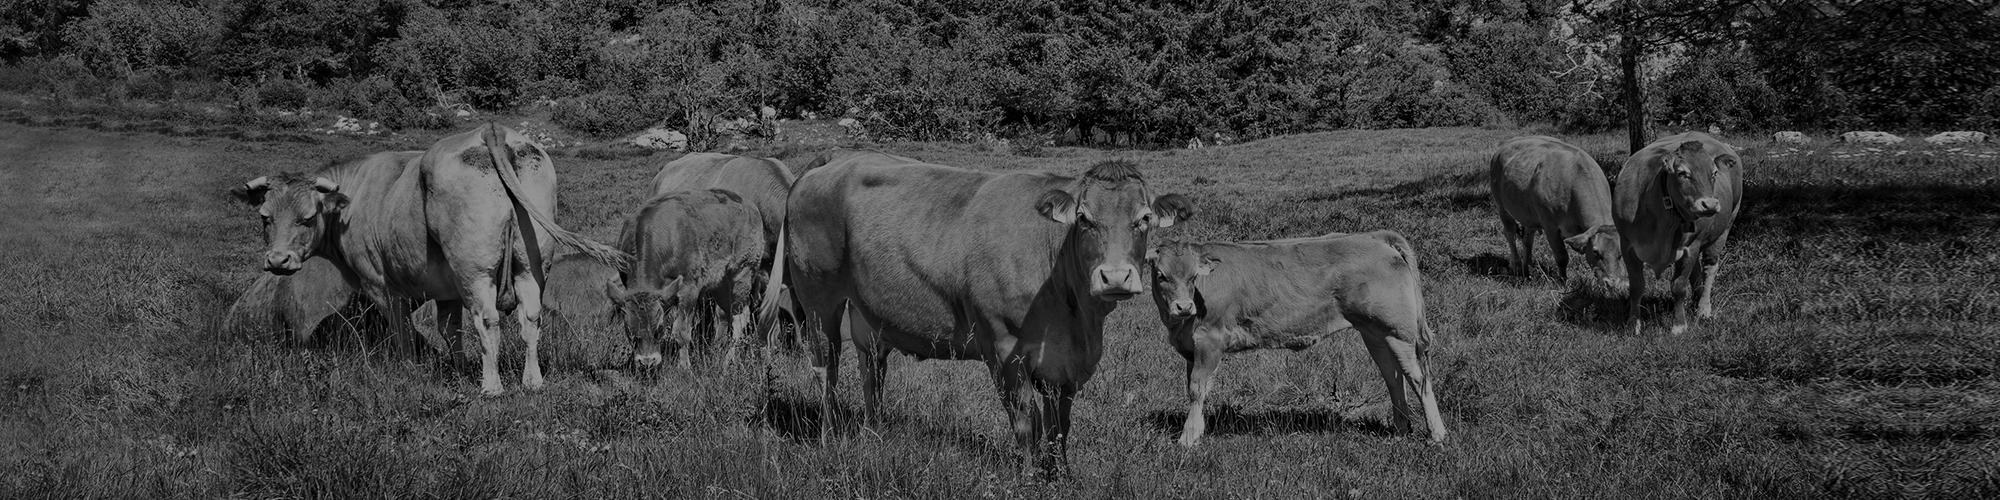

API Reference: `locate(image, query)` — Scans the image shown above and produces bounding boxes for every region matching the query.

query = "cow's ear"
[1196,254,1219,275]
[232,176,271,206]
[1152,193,1193,228]
[604,281,626,302]
[1036,189,1078,224]
[320,192,350,214]
[1563,231,1594,255]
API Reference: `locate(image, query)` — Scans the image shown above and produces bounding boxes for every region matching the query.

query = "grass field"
[0,119,1994,498]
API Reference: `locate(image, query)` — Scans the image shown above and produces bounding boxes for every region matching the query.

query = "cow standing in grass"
[1147,232,1447,447]
[1614,132,1744,335]
[763,153,1192,478]
[231,124,624,395]
[1489,135,1625,289]
[606,189,765,369]
[648,152,798,347]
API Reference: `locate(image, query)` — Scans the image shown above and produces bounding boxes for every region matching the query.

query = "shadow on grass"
[1457,252,1515,279]
[759,395,1018,465]
[1142,405,1396,439]
[1553,284,1686,334]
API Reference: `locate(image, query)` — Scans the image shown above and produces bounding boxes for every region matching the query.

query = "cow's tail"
[754,217,794,346]
[483,124,629,290]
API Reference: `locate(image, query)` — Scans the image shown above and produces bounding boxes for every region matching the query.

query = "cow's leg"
[463,279,507,396]
[1669,250,1695,335]
[511,270,546,390]
[1381,318,1447,442]
[991,361,1046,478]
[811,303,846,441]
[1177,346,1221,447]
[1695,231,1731,320]
[1498,215,1525,276]
[1545,229,1569,284]
[1624,253,1647,336]
[1360,328,1414,434]
[672,300,698,372]
[1039,386,1076,478]
[360,289,425,356]
[849,309,890,429]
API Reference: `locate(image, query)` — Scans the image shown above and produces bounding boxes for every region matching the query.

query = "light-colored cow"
[606,189,765,369]
[1489,136,1625,288]
[232,124,624,395]
[1613,132,1744,335]
[762,152,1191,477]
[1147,232,1446,447]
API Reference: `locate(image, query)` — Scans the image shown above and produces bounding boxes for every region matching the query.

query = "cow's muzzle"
[1091,264,1144,300]
[1168,300,1197,318]
[262,250,303,274]
[1691,197,1721,217]
[632,352,663,368]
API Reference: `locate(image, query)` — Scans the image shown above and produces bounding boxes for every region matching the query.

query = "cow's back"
[787,152,1070,349]
[1490,136,1611,229]
[622,190,765,294]
[1183,231,1416,352]
[650,153,795,248]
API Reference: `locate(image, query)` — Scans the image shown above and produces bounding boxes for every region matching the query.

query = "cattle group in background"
[229,123,624,396]
[760,151,1191,477]
[1147,232,1447,447]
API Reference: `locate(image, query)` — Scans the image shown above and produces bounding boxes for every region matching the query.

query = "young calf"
[607,189,766,369]
[1148,231,1446,446]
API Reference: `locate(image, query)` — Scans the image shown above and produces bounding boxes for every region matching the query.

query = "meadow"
[0,117,1993,498]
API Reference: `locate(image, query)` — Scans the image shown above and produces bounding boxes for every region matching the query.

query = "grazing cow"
[1613,132,1743,335]
[648,153,795,256]
[764,152,1192,477]
[1148,232,1447,447]
[221,256,356,343]
[541,253,622,335]
[606,189,765,369]
[231,124,624,395]
[1488,136,1625,288]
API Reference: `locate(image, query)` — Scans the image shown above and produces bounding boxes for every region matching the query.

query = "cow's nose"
[632,353,663,367]
[1095,265,1140,294]
[1170,300,1197,317]
[1692,198,1721,216]
[263,250,300,272]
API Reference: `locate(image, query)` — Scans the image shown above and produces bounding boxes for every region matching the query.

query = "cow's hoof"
[1177,435,1201,448]
[480,385,505,397]
[1669,324,1689,336]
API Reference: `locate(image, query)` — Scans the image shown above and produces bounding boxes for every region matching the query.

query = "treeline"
[1,0,1994,143]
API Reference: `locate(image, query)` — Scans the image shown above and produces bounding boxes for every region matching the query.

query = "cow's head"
[1036,161,1194,301]
[232,174,349,275]
[1563,224,1627,289]
[1147,243,1215,321]
[605,279,684,368]
[1659,140,1731,220]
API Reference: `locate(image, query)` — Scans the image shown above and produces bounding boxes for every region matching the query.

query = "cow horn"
[312,177,340,193]
[245,176,270,190]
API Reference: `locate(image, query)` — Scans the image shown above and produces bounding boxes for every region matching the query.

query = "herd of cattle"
[223,124,1743,476]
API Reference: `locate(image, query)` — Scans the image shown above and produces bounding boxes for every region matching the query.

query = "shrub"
[61,0,220,77]
[34,54,98,101]
[256,79,312,110]
[551,92,652,137]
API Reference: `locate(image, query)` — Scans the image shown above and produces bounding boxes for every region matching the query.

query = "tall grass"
[0,122,1992,498]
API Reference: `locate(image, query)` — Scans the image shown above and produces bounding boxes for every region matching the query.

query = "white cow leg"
[1387,333,1447,442]
[722,306,751,368]
[513,271,546,390]
[467,282,506,396]
[1694,259,1721,320]
[1178,347,1220,447]
[672,305,697,372]
[1624,255,1648,336]
[1669,253,1694,335]
[1363,334,1414,435]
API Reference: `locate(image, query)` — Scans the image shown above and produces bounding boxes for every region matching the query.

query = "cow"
[220,256,356,343]
[1613,131,1743,335]
[761,152,1193,477]
[1488,135,1625,289]
[230,124,624,395]
[648,153,794,253]
[1147,232,1447,447]
[540,252,623,338]
[605,189,765,369]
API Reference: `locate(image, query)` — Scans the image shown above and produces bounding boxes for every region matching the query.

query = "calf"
[607,189,765,369]
[1489,135,1624,288]
[1148,231,1446,447]
[221,256,356,343]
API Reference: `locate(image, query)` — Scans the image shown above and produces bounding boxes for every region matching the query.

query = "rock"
[453,109,472,118]
[1839,131,1904,145]
[630,128,688,151]
[1186,137,1205,149]
[801,111,819,120]
[1707,125,1722,135]
[1924,131,1988,145]
[1772,131,1808,144]
[837,117,863,136]
[758,105,778,121]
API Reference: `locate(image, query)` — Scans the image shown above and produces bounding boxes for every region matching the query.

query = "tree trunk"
[1620,30,1647,154]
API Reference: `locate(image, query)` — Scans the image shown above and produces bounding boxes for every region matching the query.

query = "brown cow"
[1148,232,1446,447]
[765,152,1192,477]
[607,189,765,369]
[1613,132,1744,335]
[220,256,356,343]
[231,124,624,395]
[1489,135,1625,288]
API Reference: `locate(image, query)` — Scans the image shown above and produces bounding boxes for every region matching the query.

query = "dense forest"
[0,0,1995,144]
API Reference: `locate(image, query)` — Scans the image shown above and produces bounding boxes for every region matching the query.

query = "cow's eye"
[297,217,315,227]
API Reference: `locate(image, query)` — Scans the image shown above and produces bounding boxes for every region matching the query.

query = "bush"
[551,92,652,137]
[33,54,98,101]
[61,0,220,77]
[256,79,312,110]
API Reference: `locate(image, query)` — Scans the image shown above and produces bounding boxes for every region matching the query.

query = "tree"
[1570,0,1756,152]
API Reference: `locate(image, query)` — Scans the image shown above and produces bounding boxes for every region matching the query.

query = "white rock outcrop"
[630,128,688,151]
[1773,131,1808,144]
[1924,131,1989,145]
[1839,131,1903,145]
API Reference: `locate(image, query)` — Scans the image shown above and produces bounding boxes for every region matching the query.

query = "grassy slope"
[0,122,1993,498]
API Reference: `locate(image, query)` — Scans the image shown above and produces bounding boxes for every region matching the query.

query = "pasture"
[0,119,1993,498]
